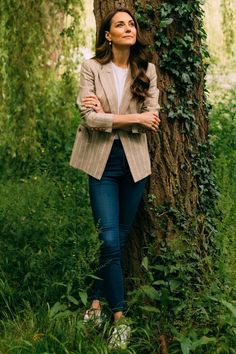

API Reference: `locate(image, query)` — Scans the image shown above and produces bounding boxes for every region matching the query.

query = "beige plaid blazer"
[69,58,160,182]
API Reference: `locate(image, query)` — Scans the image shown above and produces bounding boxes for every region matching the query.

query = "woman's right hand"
[138,111,160,132]
[82,95,104,113]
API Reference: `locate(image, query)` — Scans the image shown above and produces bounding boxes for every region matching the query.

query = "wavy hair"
[94,8,151,102]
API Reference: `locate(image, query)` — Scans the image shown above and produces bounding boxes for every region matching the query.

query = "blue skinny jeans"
[88,139,147,313]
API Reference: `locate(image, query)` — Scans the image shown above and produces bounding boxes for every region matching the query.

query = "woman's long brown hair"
[94,8,151,102]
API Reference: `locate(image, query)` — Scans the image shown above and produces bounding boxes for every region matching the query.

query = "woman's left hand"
[82,95,104,113]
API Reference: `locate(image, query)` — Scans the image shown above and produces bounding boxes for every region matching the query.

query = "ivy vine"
[134,1,218,260]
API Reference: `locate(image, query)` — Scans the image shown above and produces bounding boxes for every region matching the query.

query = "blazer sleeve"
[132,63,160,134]
[77,60,113,133]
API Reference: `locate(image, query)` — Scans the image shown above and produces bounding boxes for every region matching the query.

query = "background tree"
[221,0,235,58]
[0,0,84,175]
[93,0,218,320]
[94,0,218,271]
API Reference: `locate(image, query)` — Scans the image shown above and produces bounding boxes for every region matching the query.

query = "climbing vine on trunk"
[93,1,218,328]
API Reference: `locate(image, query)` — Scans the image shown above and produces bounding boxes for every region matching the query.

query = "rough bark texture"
[93,0,208,282]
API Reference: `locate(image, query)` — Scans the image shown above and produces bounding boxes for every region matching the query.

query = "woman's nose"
[125,26,132,32]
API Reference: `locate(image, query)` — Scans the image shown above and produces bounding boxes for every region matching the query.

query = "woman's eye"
[130,22,135,27]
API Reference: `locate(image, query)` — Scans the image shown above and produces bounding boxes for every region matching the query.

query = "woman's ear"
[105,31,111,42]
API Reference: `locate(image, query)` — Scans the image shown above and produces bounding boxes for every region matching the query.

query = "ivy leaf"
[182,73,190,83]
[160,18,174,28]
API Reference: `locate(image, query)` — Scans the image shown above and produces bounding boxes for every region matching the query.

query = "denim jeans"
[88,139,147,313]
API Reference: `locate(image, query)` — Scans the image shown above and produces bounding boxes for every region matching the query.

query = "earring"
[109,41,112,46]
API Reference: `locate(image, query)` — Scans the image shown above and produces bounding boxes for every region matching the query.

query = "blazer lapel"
[99,62,118,114]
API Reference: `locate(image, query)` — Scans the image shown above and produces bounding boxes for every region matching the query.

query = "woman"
[70,7,160,349]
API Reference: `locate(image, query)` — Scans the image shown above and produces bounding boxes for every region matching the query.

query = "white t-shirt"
[111,62,129,113]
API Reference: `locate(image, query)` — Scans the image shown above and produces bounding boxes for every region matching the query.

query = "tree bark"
[93,0,211,291]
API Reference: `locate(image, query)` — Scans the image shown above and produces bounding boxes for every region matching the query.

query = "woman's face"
[105,12,137,47]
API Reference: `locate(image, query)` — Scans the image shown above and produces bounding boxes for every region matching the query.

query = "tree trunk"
[93,0,215,300]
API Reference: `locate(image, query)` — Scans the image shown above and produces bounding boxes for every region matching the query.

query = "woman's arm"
[79,60,160,133]
[82,93,159,132]
[77,60,114,133]
[112,111,159,132]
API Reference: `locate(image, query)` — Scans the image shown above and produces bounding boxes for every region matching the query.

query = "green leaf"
[152,280,166,286]
[87,274,102,280]
[180,337,192,354]
[79,291,88,306]
[48,302,72,320]
[169,280,181,291]
[140,285,160,300]
[139,305,160,314]
[142,256,149,271]
[160,18,174,28]
[67,295,79,305]
[151,264,167,272]
[49,302,68,319]
[192,336,217,350]
[182,73,190,83]
[209,297,236,319]
[50,310,72,320]
[221,300,236,319]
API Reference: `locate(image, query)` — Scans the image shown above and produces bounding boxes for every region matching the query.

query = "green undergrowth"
[0,0,236,351]
[210,85,236,286]
[0,174,99,312]
[0,263,235,354]
[1,86,235,354]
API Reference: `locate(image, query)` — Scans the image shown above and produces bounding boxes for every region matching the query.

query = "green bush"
[210,85,236,284]
[0,174,99,311]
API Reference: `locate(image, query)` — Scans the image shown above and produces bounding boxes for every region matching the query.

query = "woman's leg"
[88,140,147,321]
[119,172,147,257]
[110,174,147,322]
[89,175,126,314]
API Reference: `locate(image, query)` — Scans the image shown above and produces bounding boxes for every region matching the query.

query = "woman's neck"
[111,46,130,68]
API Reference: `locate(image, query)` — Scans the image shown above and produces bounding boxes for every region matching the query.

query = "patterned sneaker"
[83,308,103,327]
[108,321,131,350]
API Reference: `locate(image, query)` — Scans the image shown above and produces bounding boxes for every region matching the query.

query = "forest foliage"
[0,0,235,353]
